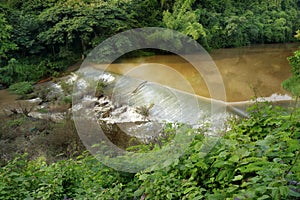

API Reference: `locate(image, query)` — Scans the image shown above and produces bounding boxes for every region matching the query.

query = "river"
[1,42,299,159]
[99,42,299,102]
[1,43,299,114]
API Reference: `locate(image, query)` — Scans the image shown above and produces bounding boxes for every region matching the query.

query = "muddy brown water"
[0,43,299,108]
[92,42,299,102]
[0,90,19,114]
[0,90,18,104]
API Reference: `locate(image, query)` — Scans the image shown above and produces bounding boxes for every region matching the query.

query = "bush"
[134,104,300,199]
[0,57,75,87]
[282,49,300,97]
[8,81,33,96]
[0,104,299,199]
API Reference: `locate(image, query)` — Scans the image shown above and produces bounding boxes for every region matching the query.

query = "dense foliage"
[0,0,162,87]
[1,104,299,199]
[283,49,300,97]
[282,32,300,97]
[0,0,299,86]
[0,0,300,199]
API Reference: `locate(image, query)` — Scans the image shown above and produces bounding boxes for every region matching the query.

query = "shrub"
[8,81,33,96]
[0,104,299,199]
[134,104,300,199]
[282,49,300,97]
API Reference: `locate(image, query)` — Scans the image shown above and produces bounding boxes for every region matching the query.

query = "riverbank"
[1,67,298,167]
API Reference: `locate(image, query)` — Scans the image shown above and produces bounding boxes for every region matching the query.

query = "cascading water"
[73,65,298,145]
[73,67,249,144]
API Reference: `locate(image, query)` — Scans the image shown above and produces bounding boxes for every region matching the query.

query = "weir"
[74,67,296,144]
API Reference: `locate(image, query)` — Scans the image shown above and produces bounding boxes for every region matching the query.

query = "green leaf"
[289,189,300,197]
[184,187,195,194]
[91,143,100,148]
[232,175,243,181]
[138,174,148,181]
[133,188,144,197]
[257,195,270,200]
[279,186,289,197]
[229,155,239,163]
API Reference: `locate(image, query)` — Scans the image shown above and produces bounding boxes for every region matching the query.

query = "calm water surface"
[99,43,299,102]
[1,43,299,105]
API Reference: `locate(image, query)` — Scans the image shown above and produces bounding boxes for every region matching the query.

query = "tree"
[163,0,208,47]
[8,11,44,56]
[37,0,137,58]
[0,13,17,59]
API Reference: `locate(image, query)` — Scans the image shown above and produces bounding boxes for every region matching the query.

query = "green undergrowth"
[1,103,299,199]
[8,81,34,98]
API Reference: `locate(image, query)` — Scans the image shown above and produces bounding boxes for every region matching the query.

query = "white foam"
[99,73,115,84]
[66,73,78,84]
[254,93,292,102]
[27,97,42,104]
